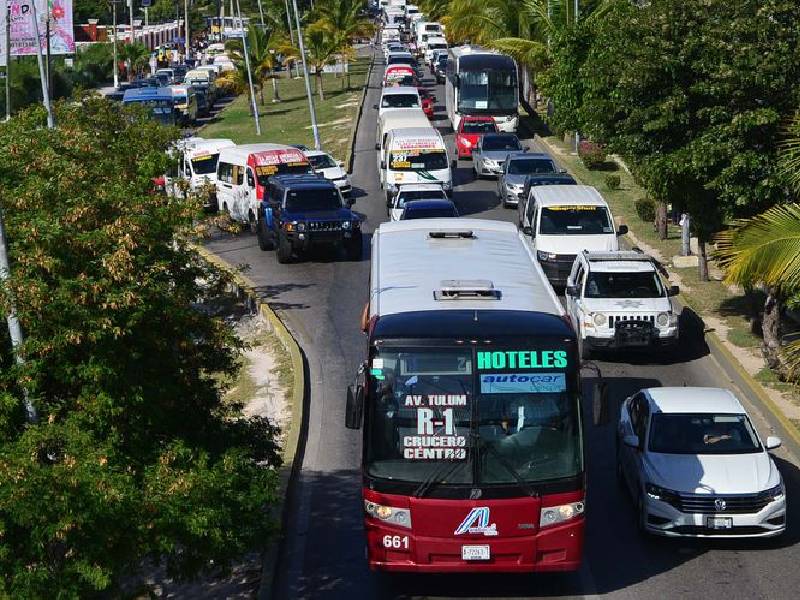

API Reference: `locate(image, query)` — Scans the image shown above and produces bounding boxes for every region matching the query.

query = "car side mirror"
[345,384,365,430]
[347,198,356,207]
[668,285,680,297]
[591,381,610,426]
[766,436,782,450]
[623,434,640,449]
[375,143,380,150]
[522,225,532,236]
[617,224,629,236]
[338,161,344,167]
[565,284,578,297]
[559,168,568,174]
[373,104,378,109]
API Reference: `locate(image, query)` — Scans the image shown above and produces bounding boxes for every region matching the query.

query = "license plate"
[461,545,490,561]
[707,517,732,529]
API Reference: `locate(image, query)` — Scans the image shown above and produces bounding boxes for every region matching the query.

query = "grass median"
[520,107,800,407]
[199,58,370,163]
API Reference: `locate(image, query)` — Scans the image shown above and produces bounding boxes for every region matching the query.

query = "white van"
[380,126,452,202]
[424,36,447,63]
[377,86,421,119]
[415,22,443,55]
[521,185,627,287]
[381,27,401,46]
[216,144,312,227]
[376,108,430,167]
[171,138,235,208]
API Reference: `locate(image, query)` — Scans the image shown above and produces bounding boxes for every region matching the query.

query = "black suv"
[256,174,362,263]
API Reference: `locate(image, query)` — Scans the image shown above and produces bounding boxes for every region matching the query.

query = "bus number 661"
[382,535,409,549]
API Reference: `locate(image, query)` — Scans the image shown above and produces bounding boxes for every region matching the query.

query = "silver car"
[497,153,558,208]
[472,133,524,179]
[617,387,786,538]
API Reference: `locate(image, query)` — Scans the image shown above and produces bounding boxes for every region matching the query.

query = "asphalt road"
[203,49,800,600]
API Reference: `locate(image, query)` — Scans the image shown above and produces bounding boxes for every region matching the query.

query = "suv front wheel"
[256,217,273,251]
[276,232,293,263]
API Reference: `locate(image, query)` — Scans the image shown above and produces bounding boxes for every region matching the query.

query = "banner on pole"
[0,6,7,67]
[10,0,75,56]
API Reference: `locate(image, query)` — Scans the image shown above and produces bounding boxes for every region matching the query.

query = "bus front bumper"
[365,518,583,573]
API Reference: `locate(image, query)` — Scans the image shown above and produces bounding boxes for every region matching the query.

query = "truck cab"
[256,174,362,263]
[564,250,680,359]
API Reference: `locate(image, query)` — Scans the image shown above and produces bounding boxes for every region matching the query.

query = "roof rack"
[433,280,501,301]
[429,230,475,239]
[583,250,652,262]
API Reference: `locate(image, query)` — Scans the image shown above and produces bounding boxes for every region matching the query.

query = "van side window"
[233,166,243,186]
[218,162,232,183]
[247,169,255,188]
[526,200,538,227]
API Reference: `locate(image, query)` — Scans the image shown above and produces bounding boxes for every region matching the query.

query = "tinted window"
[389,151,448,171]
[538,206,613,235]
[507,159,555,175]
[481,136,521,151]
[462,121,496,134]
[397,190,447,205]
[284,188,342,212]
[382,94,419,108]
[402,205,458,219]
[649,413,762,455]
[585,271,664,299]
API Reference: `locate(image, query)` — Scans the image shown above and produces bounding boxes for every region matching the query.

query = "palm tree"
[304,22,339,101]
[119,42,150,81]
[314,0,375,89]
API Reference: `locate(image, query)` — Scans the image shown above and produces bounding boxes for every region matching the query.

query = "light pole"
[256,0,265,28]
[112,1,120,88]
[235,0,261,135]
[30,0,54,128]
[184,0,190,61]
[5,1,11,121]
[283,0,297,77]
[290,0,321,149]
[129,0,135,45]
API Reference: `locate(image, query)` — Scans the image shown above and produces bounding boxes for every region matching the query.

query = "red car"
[455,115,498,159]
[420,91,435,118]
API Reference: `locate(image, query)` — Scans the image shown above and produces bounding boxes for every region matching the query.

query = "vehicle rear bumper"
[366,519,583,573]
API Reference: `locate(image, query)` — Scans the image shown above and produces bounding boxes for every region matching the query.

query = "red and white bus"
[346,219,587,573]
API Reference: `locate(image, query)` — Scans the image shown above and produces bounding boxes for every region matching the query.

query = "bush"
[605,174,621,190]
[635,197,656,222]
[578,140,606,169]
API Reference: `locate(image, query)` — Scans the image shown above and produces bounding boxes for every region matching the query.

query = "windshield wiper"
[475,435,538,498]
[413,459,463,498]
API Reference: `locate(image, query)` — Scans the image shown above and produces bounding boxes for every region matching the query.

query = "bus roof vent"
[429,230,475,239]
[434,280,501,301]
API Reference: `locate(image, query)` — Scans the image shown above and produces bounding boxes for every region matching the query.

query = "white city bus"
[445,46,519,133]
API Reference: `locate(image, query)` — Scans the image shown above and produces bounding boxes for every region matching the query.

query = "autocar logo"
[715,498,727,512]
[454,507,498,536]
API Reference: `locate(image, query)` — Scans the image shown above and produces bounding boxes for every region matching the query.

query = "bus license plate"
[707,517,732,530]
[461,545,490,561]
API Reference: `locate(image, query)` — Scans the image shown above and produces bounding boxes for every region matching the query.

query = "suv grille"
[307,221,341,232]
[608,314,655,328]
[670,493,773,514]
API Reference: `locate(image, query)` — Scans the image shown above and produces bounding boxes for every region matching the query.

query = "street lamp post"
[235,0,261,135]
[290,0,321,149]
[129,0,135,45]
[184,0,190,61]
[283,0,298,78]
[30,0,54,128]
[5,1,11,120]
[112,1,120,88]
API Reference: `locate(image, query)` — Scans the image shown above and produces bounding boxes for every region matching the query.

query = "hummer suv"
[256,174,362,263]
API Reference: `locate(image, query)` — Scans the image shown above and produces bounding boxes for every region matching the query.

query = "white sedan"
[617,387,786,538]
[303,150,351,196]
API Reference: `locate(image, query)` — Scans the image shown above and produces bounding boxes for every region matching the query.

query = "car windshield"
[382,94,419,108]
[402,206,457,219]
[585,271,664,299]
[508,159,555,175]
[649,413,762,455]
[191,154,219,175]
[462,121,496,134]
[539,206,613,235]
[365,346,582,486]
[389,150,448,171]
[254,163,312,185]
[388,56,414,66]
[308,154,337,169]
[482,136,520,151]
[284,188,342,212]
[396,190,447,206]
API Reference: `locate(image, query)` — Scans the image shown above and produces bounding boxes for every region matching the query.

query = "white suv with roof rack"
[564,250,680,359]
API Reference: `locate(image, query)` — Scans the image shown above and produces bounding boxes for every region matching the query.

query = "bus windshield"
[389,150,448,171]
[365,346,582,488]
[191,154,220,175]
[458,68,517,114]
[254,163,311,185]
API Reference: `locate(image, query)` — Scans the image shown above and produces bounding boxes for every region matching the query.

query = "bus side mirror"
[522,225,532,236]
[668,285,680,297]
[565,284,578,297]
[591,381,610,426]
[345,384,365,429]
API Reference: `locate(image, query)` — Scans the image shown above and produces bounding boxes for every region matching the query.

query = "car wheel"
[256,218,273,251]
[276,232,292,264]
[579,338,593,363]
[345,232,363,261]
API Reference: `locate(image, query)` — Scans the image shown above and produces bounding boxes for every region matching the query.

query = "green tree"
[0,98,281,597]
[119,41,151,80]
[578,0,800,279]
[304,21,338,101]
[314,0,374,89]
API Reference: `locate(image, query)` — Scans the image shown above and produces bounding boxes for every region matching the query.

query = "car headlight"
[645,483,680,504]
[656,312,670,327]
[536,250,557,262]
[341,220,352,230]
[761,483,785,501]
[364,500,412,528]
[295,221,305,232]
[484,159,497,167]
[540,501,584,527]
[592,312,607,327]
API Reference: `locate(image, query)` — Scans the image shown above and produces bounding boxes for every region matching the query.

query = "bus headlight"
[656,312,670,327]
[364,500,412,528]
[540,501,584,527]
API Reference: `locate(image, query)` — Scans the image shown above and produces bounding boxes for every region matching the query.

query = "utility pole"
[129,0,135,45]
[283,0,298,78]
[0,206,38,424]
[256,0,265,28]
[30,0,54,128]
[290,0,320,149]
[112,1,119,88]
[235,0,260,135]
[5,1,10,121]
[45,14,51,96]
[184,0,190,61]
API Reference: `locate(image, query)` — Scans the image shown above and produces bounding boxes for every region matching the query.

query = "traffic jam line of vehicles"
[165,0,790,578]
[335,0,789,575]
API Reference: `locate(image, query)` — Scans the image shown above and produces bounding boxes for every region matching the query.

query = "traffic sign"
[141,0,152,6]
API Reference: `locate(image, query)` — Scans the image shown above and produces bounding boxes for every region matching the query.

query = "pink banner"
[10,0,75,56]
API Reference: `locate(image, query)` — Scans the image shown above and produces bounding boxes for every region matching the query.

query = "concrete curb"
[532,131,800,450]
[344,52,376,173]
[191,245,305,600]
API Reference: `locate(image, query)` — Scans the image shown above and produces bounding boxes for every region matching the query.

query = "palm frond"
[782,338,800,380]
[714,203,800,290]
[490,37,549,70]
[779,111,800,195]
